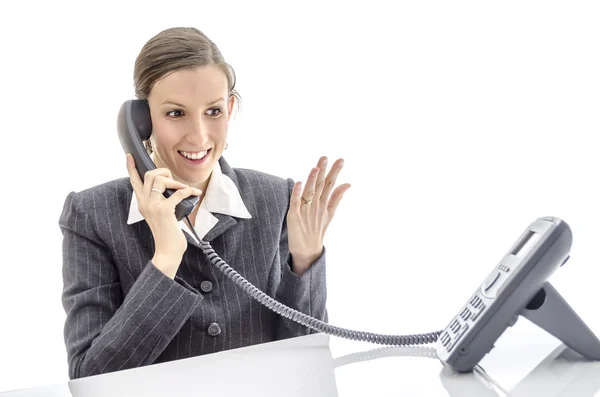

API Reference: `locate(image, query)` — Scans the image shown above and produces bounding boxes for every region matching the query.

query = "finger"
[290,181,303,209]
[326,183,351,219]
[126,154,144,198]
[143,168,175,197]
[320,158,344,203]
[150,175,189,201]
[313,156,328,199]
[301,167,320,202]
[166,186,203,206]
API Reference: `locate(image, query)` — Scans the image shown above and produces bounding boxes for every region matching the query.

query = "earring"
[144,139,153,154]
[225,142,229,150]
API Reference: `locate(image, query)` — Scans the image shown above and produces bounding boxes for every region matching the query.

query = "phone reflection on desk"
[333,342,600,397]
[439,343,600,397]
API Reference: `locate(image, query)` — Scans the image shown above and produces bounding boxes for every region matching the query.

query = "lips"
[178,150,208,160]
[178,149,211,164]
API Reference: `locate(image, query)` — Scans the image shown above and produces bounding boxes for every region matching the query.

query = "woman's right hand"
[126,153,202,278]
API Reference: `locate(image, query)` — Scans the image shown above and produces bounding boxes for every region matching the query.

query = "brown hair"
[133,27,241,112]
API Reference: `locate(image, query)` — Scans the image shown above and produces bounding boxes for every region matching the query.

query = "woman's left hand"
[287,156,351,276]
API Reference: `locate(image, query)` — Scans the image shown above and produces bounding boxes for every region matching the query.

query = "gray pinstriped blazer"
[59,156,327,379]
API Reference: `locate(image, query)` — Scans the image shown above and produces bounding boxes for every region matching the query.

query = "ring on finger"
[151,188,163,194]
[301,197,312,205]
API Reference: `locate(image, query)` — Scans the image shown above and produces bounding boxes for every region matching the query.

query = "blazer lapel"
[189,213,237,244]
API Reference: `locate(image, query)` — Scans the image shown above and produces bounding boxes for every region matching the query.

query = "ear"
[227,95,235,121]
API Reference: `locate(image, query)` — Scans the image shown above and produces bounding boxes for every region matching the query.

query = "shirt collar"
[127,160,252,242]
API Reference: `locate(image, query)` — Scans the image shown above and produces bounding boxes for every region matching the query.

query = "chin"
[187,171,211,184]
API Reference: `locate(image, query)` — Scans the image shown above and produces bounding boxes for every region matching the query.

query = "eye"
[166,109,184,117]
[206,108,222,117]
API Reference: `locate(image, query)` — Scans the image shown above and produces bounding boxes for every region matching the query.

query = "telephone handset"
[117,99,200,221]
[117,100,600,373]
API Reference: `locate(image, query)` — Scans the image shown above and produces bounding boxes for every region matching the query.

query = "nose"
[188,116,209,145]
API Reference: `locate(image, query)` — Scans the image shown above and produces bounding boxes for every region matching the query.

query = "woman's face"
[146,65,234,190]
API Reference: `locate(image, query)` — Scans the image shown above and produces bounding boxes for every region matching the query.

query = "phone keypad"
[440,332,451,348]
[469,293,486,319]
[448,323,469,352]
[471,308,484,320]
[440,322,470,353]
[470,295,482,306]
[440,292,487,353]
[460,307,472,321]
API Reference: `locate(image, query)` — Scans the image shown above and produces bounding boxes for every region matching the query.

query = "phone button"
[484,272,500,291]
[448,323,469,352]
[481,272,501,298]
[470,304,486,320]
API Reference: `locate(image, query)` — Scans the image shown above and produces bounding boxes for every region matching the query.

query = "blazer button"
[208,322,221,337]
[200,280,213,293]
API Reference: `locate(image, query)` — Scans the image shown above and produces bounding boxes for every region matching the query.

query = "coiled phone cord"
[185,216,442,346]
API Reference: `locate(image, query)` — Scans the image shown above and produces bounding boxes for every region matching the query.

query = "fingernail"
[195,188,203,194]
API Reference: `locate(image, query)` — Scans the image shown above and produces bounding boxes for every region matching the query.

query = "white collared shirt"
[127,161,252,243]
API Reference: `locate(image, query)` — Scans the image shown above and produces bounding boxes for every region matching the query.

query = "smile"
[178,149,211,164]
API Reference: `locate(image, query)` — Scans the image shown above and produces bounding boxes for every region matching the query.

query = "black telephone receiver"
[117,99,200,221]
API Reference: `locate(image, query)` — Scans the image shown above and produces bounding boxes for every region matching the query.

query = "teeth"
[181,150,207,160]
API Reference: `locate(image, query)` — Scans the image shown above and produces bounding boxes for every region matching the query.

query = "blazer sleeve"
[59,191,203,379]
[273,178,328,340]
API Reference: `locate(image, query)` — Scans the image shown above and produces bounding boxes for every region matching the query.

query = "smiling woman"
[58,27,351,380]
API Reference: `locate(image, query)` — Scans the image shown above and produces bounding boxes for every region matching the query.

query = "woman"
[59,27,350,379]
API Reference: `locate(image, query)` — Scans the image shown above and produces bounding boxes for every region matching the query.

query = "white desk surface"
[2,328,600,396]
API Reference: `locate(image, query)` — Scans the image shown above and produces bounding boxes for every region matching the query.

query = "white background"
[1,0,599,394]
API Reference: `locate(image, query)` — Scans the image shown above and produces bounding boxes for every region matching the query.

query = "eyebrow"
[162,97,225,108]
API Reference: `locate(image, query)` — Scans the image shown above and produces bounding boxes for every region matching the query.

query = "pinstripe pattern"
[59,157,327,379]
